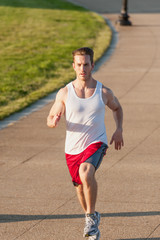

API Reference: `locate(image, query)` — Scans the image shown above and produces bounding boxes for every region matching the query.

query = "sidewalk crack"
[147,223,160,239]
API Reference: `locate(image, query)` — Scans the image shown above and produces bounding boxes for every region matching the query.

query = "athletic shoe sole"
[87,230,100,240]
[84,230,99,238]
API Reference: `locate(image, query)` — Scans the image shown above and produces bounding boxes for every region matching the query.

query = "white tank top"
[65,81,108,154]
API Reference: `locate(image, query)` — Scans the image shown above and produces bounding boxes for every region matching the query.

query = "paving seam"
[12,194,76,240]
[0,147,51,180]
[98,124,160,177]
[1,136,64,177]
[147,223,160,239]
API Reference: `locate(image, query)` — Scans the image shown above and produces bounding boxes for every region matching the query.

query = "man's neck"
[74,77,96,89]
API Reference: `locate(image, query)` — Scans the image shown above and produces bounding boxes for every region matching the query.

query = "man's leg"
[75,184,87,212]
[79,162,97,214]
[78,162,100,238]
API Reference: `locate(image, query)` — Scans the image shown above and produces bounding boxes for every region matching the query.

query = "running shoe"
[83,212,100,237]
[88,229,100,240]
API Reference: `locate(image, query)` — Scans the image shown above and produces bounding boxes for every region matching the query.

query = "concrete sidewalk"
[0,13,160,240]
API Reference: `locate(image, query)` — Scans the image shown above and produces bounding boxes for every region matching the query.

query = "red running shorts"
[65,141,108,186]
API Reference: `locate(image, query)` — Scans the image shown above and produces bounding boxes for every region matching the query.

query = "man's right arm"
[47,87,67,128]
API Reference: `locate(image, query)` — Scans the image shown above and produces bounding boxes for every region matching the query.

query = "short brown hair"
[72,47,94,64]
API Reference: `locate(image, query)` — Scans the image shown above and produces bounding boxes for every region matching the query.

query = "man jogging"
[47,47,124,239]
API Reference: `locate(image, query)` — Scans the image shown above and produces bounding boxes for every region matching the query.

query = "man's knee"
[79,163,95,185]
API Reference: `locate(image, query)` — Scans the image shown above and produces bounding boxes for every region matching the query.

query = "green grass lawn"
[0,0,112,120]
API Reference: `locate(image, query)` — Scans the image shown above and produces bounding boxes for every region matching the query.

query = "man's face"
[73,54,94,81]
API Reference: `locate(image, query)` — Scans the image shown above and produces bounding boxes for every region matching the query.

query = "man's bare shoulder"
[56,85,68,102]
[102,85,114,105]
[102,85,113,94]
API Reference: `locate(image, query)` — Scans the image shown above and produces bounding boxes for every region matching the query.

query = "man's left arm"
[103,87,124,150]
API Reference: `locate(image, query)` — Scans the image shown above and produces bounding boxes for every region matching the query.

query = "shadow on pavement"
[1,211,160,223]
[117,238,160,240]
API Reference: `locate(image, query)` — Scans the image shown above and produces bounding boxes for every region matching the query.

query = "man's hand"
[47,112,61,128]
[110,128,124,150]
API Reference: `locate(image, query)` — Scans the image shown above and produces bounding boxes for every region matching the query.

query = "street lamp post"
[117,0,132,26]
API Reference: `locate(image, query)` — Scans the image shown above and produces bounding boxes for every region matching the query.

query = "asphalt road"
[67,0,160,13]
